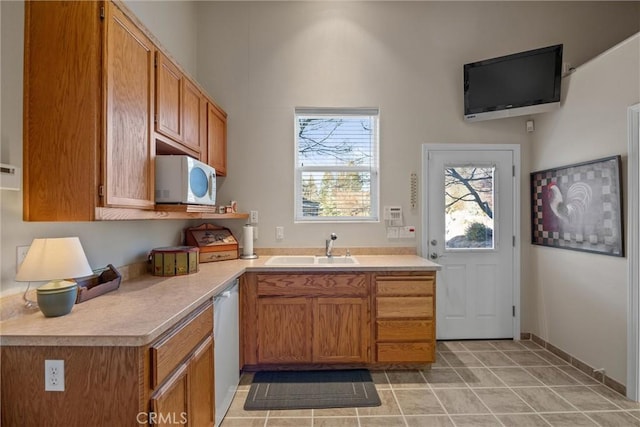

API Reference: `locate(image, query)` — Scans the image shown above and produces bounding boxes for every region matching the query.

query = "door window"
[444,165,495,250]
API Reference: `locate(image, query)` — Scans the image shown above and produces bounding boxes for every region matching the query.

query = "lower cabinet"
[243,273,370,366]
[0,300,215,426]
[150,300,215,426]
[151,336,214,427]
[374,273,436,363]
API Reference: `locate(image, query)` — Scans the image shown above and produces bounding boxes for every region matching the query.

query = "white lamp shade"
[15,237,93,282]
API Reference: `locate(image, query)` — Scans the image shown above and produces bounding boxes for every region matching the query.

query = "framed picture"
[530,155,624,257]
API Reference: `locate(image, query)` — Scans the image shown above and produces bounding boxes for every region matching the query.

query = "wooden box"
[185,224,238,262]
[75,264,122,303]
[150,246,199,276]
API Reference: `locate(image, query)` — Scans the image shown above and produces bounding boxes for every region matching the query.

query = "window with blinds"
[294,107,379,222]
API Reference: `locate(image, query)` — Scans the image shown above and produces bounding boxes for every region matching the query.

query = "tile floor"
[221,340,640,426]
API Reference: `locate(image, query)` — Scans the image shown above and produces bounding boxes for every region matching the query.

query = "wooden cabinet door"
[183,79,204,154]
[156,52,183,142]
[257,298,312,364]
[189,336,215,427]
[313,297,370,363]
[104,3,155,209]
[23,1,102,221]
[150,363,189,426]
[207,102,227,176]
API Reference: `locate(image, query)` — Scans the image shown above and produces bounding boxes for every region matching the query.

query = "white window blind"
[295,107,379,222]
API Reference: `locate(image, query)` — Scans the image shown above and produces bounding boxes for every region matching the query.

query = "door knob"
[430,239,438,246]
[430,252,438,260]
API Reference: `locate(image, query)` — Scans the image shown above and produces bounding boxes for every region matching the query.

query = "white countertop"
[0,255,440,347]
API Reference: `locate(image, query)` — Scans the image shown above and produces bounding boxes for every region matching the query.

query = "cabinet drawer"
[377,342,435,363]
[376,296,433,318]
[376,276,434,296]
[151,301,213,388]
[257,274,367,297]
[376,320,434,341]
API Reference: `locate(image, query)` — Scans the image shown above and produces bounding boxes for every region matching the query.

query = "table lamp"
[16,237,93,317]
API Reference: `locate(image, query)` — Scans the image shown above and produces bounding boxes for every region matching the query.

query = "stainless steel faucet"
[326,233,337,257]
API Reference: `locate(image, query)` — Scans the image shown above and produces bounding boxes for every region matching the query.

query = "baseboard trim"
[523,332,626,397]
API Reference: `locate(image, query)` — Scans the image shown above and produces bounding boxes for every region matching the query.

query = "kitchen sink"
[315,256,358,264]
[265,255,359,266]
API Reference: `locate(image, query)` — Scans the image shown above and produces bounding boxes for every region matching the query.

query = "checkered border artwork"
[530,155,624,257]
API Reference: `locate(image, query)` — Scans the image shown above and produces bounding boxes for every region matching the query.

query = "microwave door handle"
[209,173,214,198]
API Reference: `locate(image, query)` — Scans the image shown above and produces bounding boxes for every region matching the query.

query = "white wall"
[197,1,639,255]
[0,1,200,296]
[528,34,640,385]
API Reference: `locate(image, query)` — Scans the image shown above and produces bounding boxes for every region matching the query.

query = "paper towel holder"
[240,224,259,260]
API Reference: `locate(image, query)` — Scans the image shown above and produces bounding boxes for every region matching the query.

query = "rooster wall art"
[531,156,623,256]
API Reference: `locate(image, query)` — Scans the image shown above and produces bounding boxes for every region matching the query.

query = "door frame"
[421,143,521,340]
[627,103,640,401]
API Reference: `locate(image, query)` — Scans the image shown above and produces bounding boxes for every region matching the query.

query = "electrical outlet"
[16,245,30,273]
[250,210,258,224]
[45,360,64,392]
[276,226,284,240]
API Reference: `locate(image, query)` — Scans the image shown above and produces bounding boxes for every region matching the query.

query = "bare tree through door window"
[445,165,495,249]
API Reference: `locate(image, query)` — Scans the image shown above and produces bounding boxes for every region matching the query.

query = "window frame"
[294,107,380,223]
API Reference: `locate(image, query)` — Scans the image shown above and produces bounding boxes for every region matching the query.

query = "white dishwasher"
[213,280,240,427]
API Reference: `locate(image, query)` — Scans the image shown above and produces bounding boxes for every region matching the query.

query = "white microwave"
[155,155,216,205]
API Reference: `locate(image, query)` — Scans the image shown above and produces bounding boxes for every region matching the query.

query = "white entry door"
[423,145,519,340]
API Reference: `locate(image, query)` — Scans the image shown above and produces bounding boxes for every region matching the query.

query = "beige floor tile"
[473,351,518,367]
[586,410,640,427]
[237,372,255,391]
[227,391,269,417]
[448,414,502,426]
[504,351,549,366]
[496,413,550,427]
[405,415,455,426]
[312,417,359,427]
[628,410,640,420]
[394,388,446,415]
[541,412,598,426]
[490,341,528,351]
[370,370,391,390]
[512,387,577,412]
[474,388,534,413]
[552,386,620,411]
[220,418,266,427]
[531,350,569,366]
[356,390,401,416]
[313,407,358,417]
[386,370,428,389]
[439,351,484,368]
[430,354,452,368]
[524,366,580,386]
[423,368,467,388]
[589,385,640,410]
[455,367,505,388]
[519,340,545,350]
[557,365,600,385]
[267,409,312,417]
[433,388,490,414]
[358,416,406,427]
[461,340,497,351]
[437,341,467,352]
[490,367,544,387]
[265,417,312,426]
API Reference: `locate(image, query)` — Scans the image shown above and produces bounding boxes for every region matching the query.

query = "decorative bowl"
[36,281,78,317]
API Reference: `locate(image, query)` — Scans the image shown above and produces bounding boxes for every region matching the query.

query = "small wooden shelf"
[95,206,249,221]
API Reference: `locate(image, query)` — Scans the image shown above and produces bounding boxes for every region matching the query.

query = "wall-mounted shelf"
[95,206,249,221]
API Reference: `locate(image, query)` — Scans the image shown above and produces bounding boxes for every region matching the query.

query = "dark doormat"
[244,369,381,410]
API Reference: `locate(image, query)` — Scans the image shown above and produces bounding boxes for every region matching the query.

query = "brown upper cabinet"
[23,1,228,221]
[206,102,228,176]
[155,52,207,159]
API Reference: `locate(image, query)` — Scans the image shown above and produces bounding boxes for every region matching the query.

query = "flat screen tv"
[464,44,563,122]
